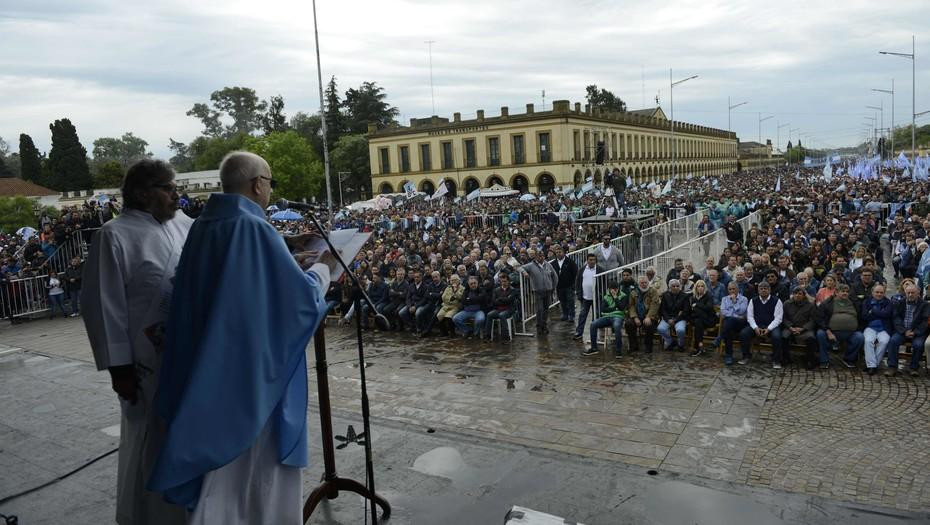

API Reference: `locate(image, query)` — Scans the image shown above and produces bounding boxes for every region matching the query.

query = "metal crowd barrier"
[1,274,51,319]
[41,232,88,274]
[591,210,761,319]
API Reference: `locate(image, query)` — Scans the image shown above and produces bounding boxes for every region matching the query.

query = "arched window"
[378,182,394,194]
[537,173,555,194]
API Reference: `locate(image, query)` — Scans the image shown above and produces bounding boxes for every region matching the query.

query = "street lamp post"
[727,97,748,132]
[337,171,351,208]
[670,69,698,180]
[777,122,789,153]
[867,103,883,157]
[864,116,877,154]
[872,80,895,156]
[880,35,916,162]
[312,0,334,220]
[758,113,773,168]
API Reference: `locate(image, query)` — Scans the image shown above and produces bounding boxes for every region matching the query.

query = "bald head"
[220,151,270,192]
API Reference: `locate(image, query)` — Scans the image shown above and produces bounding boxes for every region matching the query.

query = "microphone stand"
[300,211,390,524]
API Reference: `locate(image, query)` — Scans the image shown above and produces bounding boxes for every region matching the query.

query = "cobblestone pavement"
[3,311,930,520]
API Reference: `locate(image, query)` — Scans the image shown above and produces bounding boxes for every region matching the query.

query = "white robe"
[82,208,193,525]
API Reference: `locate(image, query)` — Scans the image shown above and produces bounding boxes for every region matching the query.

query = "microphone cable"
[0,447,119,508]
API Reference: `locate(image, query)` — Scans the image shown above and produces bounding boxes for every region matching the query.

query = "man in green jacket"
[584,281,628,358]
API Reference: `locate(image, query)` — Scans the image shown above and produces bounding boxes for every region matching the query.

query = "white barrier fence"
[1,274,51,319]
[40,232,89,274]
[592,210,762,319]
[515,208,711,336]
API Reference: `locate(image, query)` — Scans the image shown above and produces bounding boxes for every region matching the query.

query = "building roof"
[628,107,668,121]
[0,178,58,198]
[738,141,766,149]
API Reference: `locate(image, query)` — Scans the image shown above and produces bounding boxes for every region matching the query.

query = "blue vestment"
[148,193,327,509]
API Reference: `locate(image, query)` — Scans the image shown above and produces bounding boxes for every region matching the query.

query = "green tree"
[330,134,371,202]
[585,85,627,112]
[0,196,37,233]
[324,76,344,146]
[289,112,324,158]
[48,118,92,191]
[19,134,42,184]
[94,160,125,188]
[168,138,195,172]
[186,103,224,137]
[189,134,249,171]
[261,95,289,135]
[343,81,398,133]
[0,157,12,178]
[92,132,151,168]
[244,131,323,201]
[211,87,267,136]
[0,136,9,157]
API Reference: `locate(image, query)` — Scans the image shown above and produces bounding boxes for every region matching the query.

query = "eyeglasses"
[258,176,278,189]
[152,183,179,194]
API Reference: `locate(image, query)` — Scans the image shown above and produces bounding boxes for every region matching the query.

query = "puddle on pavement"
[644,480,785,524]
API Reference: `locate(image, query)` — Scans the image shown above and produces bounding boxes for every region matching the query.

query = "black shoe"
[615,352,623,359]
[867,367,877,376]
[842,360,856,369]
[690,347,705,357]
[581,347,599,357]
[572,334,583,340]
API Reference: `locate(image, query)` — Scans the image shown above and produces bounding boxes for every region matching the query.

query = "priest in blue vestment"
[148,151,333,524]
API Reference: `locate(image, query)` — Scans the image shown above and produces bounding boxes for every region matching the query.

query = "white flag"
[466,188,481,201]
[431,181,448,200]
[626,175,633,188]
[774,176,781,192]
[404,181,416,199]
[661,179,673,195]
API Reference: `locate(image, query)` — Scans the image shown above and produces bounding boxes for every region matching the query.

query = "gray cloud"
[1,0,928,159]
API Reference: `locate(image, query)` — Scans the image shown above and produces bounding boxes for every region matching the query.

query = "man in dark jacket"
[723,214,744,247]
[484,272,518,340]
[385,267,410,330]
[363,272,389,329]
[738,281,784,367]
[849,268,876,311]
[887,282,930,376]
[657,279,689,351]
[399,269,429,333]
[64,256,83,316]
[552,245,578,323]
[417,271,447,336]
[778,286,819,369]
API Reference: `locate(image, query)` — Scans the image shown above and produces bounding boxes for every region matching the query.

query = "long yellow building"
[366,99,739,196]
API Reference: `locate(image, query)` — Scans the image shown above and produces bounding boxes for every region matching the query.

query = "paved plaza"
[2,315,930,523]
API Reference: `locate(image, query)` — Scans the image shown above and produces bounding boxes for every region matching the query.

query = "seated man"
[384,267,409,330]
[453,276,488,338]
[625,275,660,353]
[418,271,446,336]
[657,279,689,351]
[398,269,428,333]
[584,281,628,357]
[363,272,389,329]
[816,283,864,368]
[737,281,784,365]
[777,286,818,369]
[484,272,518,340]
[887,282,929,376]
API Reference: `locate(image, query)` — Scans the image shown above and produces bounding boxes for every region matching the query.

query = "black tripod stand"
[297,212,390,524]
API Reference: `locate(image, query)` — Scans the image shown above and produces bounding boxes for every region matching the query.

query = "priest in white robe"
[148,151,331,524]
[82,159,192,524]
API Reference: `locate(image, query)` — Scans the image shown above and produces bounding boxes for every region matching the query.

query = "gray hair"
[668,279,681,287]
[219,151,270,192]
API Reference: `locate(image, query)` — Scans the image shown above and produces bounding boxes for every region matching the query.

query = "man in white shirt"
[737,281,784,366]
[573,253,601,340]
[82,159,192,524]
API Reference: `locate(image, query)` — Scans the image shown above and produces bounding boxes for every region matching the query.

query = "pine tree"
[324,76,344,147]
[48,118,92,191]
[19,134,42,184]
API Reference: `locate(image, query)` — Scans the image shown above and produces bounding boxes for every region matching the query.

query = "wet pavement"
[2,315,930,523]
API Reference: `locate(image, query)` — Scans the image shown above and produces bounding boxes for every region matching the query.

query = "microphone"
[276,198,314,211]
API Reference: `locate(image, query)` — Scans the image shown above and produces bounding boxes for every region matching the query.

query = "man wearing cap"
[737,281,784,366]
[777,286,818,369]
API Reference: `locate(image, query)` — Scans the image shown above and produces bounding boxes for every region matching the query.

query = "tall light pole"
[880,35,916,162]
[867,103,884,157]
[727,97,748,131]
[337,171,351,208]
[777,122,789,153]
[864,116,877,154]
[312,0,334,219]
[670,69,698,179]
[757,114,773,168]
[872,80,895,156]
[425,40,436,115]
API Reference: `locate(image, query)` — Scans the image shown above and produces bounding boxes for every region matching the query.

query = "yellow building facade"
[366,100,739,196]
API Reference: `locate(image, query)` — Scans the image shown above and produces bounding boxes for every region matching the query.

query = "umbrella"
[270,210,303,221]
[519,194,536,201]
[16,226,36,240]
[266,204,280,212]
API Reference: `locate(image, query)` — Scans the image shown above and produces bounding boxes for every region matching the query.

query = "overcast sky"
[2,0,929,159]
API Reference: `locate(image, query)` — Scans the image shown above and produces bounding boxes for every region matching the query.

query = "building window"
[512,135,525,165]
[464,139,476,168]
[420,143,431,171]
[573,131,581,161]
[583,131,590,160]
[488,137,500,166]
[379,147,390,174]
[538,132,551,163]
[399,145,410,173]
[441,141,454,169]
